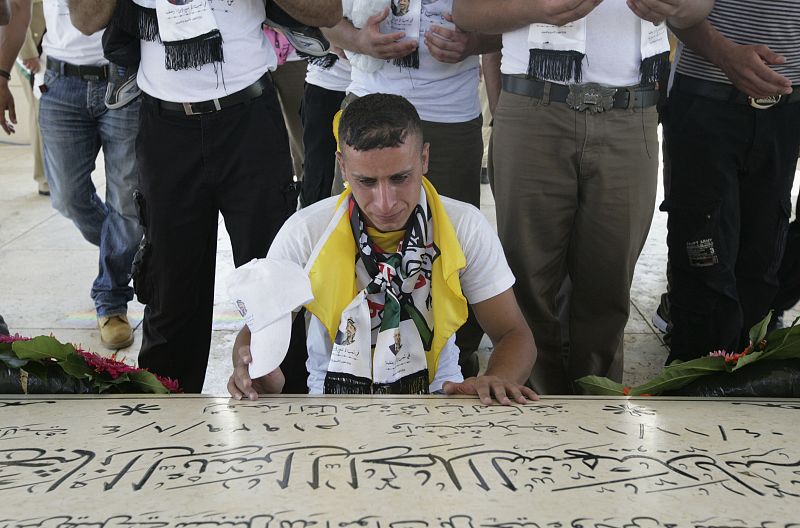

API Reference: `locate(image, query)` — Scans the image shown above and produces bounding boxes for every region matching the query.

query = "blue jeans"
[39,69,142,317]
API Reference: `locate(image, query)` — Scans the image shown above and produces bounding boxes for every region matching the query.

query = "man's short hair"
[338,94,423,152]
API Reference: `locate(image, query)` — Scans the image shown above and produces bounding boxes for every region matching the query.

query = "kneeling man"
[228,94,536,405]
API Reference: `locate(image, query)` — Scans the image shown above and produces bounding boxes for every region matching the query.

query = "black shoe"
[105,63,141,110]
[480,167,489,185]
[0,315,9,336]
[767,310,785,334]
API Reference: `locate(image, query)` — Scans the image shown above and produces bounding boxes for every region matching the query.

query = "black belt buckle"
[749,94,781,110]
[566,82,617,113]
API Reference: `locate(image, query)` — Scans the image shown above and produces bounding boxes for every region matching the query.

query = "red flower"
[79,350,138,379]
[0,334,31,344]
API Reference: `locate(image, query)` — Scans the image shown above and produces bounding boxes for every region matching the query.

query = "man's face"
[338,134,429,232]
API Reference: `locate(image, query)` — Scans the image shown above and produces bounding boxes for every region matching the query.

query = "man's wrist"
[0,68,11,81]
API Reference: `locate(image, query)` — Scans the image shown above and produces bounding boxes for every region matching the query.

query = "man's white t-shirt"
[501,2,642,87]
[42,0,106,66]
[348,0,480,123]
[267,194,516,394]
[306,58,353,93]
[137,0,278,102]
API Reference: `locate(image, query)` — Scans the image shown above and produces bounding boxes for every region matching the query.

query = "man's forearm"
[321,18,361,54]
[453,0,544,34]
[68,0,116,35]
[274,0,342,28]
[473,33,502,55]
[484,328,536,385]
[667,0,714,30]
[0,0,31,72]
[670,19,729,68]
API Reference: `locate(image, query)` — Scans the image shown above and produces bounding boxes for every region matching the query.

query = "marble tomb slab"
[0,395,798,527]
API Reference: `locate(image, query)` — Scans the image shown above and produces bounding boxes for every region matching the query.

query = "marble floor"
[1,137,798,395]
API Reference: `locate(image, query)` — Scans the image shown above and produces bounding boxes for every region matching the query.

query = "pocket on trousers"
[661,200,723,269]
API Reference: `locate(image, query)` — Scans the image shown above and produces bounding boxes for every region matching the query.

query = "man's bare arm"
[627,0,714,29]
[0,0,31,134]
[453,0,602,34]
[68,0,116,35]
[671,19,792,98]
[274,0,342,28]
[443,289,538,405]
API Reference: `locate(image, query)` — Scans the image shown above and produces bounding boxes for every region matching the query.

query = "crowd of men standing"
[0,0,798,396]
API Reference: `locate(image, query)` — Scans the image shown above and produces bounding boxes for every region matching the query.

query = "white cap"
[226,258,314,379]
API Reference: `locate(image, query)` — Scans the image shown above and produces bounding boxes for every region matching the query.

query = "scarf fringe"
[324,372,373,394]
[527,49,584,83]
[164,31,224,71]
[324,370,430,395]
[303,52,339,69]
[392,49,420,70]
[113,0,160,42]
[640,50,669,85]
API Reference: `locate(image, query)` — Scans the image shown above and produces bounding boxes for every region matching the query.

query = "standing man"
[69,0,342,393]
[662,0,799,362]
[1,0,143,351]
[453,0,714,394]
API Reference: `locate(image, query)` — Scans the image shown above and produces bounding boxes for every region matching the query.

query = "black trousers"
[663,87,800,362]
[299,82,346,207]
[772,196,800,314]
[134,81,296,393]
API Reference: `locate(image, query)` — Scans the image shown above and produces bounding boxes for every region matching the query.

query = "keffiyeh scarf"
[304,178,468,394]
[113,0,223,71]
[527,18,670,85]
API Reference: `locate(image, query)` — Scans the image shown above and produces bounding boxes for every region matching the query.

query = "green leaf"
[13,336,76,362]
[126,370,170,394]
[630,356,727,395]
[748,311,772,349]
[575,376,626,395]
[59,352,95,381]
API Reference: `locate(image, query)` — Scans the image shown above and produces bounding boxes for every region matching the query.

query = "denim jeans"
[39,68,142,317]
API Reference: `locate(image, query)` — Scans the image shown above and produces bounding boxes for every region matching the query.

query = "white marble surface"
[0,394,799,526]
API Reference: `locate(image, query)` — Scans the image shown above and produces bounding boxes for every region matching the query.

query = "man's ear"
[421,142,430,176]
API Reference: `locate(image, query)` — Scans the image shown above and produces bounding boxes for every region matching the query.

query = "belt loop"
[541,81,552,106]
[625,88,635,110]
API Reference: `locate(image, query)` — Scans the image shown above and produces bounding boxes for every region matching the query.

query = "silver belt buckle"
[566,82,617,113]
[181,98,223,116]
[749,94,781,110]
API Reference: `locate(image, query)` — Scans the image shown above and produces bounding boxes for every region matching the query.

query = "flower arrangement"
[577,311,800,396]
[0,334,180,394]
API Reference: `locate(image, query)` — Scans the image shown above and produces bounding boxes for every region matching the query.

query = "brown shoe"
[98,314,134,349]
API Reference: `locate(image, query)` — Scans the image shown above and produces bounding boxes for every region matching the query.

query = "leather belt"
[501,74,660,113]
[672,73,799,109]
[150,74,272,116]
[46,57,108,82]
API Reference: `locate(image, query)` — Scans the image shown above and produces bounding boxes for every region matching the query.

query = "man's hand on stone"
[716,42,793,98]
[0,81,16,135]
[442,376,539,406]
[228,344,286,401]
[356,7,417,60]
[425,13,475,64]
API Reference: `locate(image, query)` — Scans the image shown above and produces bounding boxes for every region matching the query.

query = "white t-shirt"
[306,58,353,93]
[501,2,642,87]
[137,0,277,102]
[42,0,106,66]
[267,194,516,394]
[348,0,480,123]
